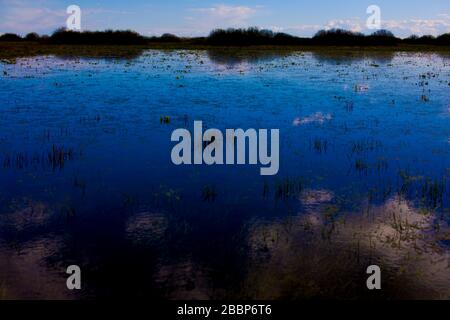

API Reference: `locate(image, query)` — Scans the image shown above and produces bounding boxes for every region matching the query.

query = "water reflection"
[0,49,448,299]
[311,50,395,65]
[0,236,71,299]
[245,196,450,299]
[206,49,294,66]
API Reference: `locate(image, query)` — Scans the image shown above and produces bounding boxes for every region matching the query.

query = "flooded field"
[0,50,449,299]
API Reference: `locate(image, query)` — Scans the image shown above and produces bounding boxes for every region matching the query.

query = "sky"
[0,0,449,38]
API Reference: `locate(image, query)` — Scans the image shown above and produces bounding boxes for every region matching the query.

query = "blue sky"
[1,0,449,37]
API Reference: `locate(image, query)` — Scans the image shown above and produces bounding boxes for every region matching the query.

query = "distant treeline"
[205,27,450,46]
[1,27,449,46]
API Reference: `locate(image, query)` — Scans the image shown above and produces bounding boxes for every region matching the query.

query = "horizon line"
[2,27,450,41]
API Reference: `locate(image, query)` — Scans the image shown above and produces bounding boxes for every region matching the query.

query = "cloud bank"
[0,1,449,38]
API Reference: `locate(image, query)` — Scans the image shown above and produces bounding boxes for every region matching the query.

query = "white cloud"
[0,4,65,34]
[146,5,261,37]
[265,26,285,33]
[1,1,448,38]
[191,5,257,25]
[267,24,320,37]
[0,1,135,35]
[261,19,365,37]
[185,4,259,34]
[274,14,450,38]
[325,18,363,33]
[383,17,450,36]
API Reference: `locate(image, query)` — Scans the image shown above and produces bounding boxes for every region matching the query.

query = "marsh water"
[0,50,449,299]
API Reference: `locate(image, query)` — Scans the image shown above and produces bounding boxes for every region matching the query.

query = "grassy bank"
[1,41,450,61]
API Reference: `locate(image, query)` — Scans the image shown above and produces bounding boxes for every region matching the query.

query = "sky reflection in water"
[0,50,449,299]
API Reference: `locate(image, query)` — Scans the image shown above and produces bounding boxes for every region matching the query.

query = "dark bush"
[25,32,40,41]
[436,33,450,45]
[404,33,450,46]
[312,29,366,45]
[148,33,182,43]
[206,27,313,46]
[207,27,275,45]
[0,33,23,42]
[366,29,399,45]
[273,32,311,45]
[403,34,437,45]
[49,29,147,45]
[371,29,395,37]
[160,33,181,42]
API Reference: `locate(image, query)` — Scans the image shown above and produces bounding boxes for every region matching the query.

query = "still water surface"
[0,50,449,299]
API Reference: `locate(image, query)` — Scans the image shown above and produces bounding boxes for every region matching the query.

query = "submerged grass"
[2,145,76,170]
[274,177,304,200]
